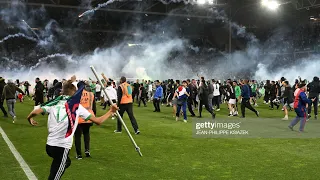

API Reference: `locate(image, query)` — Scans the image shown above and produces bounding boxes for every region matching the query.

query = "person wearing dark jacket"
[198,79,215,119]
[115,76,140,134]
[138,83,147,107]
[307,76,320,119]
[280,81,294,120]
[2,79,24,122]
[0,77,8,117]
[23,81,31,96]
[264,80,271,104]
[34,78,45,106]
[270,81,279,110]
[240,80,259,118]
[187,79,196,117]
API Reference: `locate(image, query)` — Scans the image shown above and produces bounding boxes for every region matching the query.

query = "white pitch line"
[0,126,38,180]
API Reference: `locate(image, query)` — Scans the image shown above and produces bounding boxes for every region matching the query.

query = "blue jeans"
[176,101,187,120]
[289,108,307,131]
[6,99,16,117]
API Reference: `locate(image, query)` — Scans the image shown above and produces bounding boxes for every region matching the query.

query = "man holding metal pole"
[91,67,142,157]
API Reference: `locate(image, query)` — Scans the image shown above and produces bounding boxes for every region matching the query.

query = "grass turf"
[0,99,320,180]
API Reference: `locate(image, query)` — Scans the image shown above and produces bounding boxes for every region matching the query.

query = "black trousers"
[308,96,318,116]
[241,98,257,117]
[117,103,139,132]
[264,93,270,103]
[212,96,220,109]
[25,88,29,96]
[0,100,7,116]
[46,145,71,180]
[138,97,146,106]
[270,95,278,109]
[35,97,44,106]
[74,123,91,156]
[153,99,161,112]
[132,91,138,103]
[187,98,195,116]
[199,100,214,117]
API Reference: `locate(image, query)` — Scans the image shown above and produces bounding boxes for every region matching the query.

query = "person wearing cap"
[0,77,8,117]
[2,79,24,122]
[288,82,316,132]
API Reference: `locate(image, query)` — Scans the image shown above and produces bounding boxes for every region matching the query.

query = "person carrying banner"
[26,80,118,180]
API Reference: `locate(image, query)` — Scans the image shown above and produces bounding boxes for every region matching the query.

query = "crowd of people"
[0,74,319,180]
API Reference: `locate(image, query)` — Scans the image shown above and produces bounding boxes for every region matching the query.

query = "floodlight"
[197,0,206,5]
[267,1,280,10]
[261,0,269,6]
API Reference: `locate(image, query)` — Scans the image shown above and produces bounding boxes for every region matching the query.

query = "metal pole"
[90,66,143,157]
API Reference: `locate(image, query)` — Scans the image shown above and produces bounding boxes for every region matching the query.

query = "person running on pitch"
[74,81,95,159]
[27,80,118,180]
[114,77,140,135]
[240,79,259,118]
[288,82,316,132]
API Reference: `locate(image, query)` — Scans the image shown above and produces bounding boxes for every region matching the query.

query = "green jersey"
[251,84,257,93]
[235,86,241,98]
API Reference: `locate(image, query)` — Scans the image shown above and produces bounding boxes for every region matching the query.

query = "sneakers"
[315,115,318,120]
[13,116,16,123]
[176,117,179,121]
[85,151,91,157]
[228,114,233,117]
[111,116,115,120]
[76,155,83,160]
[183,120,187,123]
[114,130,122,133]
[212,113,216,119]
[135,130,140,135]
[255,111,259,117]
[288,126,293,131]
[216,109,220,112]
[282,117,288,121]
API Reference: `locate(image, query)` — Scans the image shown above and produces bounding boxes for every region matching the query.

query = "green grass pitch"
[0,99,320,180]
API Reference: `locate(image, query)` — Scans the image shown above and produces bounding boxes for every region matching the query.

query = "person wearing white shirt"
[95,82,102,101]
[212,79,220,111]
[27,80,118,180]
[102,82,117,110]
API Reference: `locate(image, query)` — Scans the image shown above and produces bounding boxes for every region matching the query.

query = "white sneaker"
[111,117,115,120]
[254,104,258,107]
[216,109,220,111]
[183,120,187,123]
[282,117,288,120]
[13,116,16,123]
[176,117,179,121]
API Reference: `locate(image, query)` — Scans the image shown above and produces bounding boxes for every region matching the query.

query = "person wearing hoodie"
[0,77,8,117]
[289,82,316,132]
[2,79,24,122]
[153,80,163,112]
[307,76,320,120]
